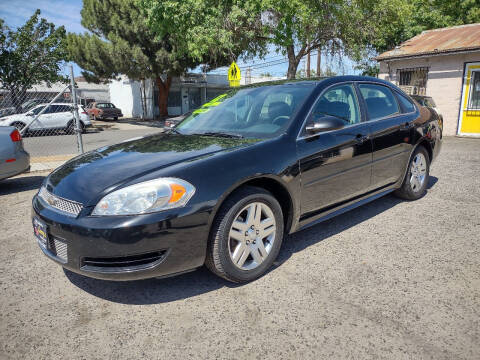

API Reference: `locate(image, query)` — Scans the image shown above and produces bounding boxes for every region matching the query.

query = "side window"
[97,103,105,109]
[311,83,360,125]
[359,84,399,121]
[396,92,416,113]
[31,106,45,115]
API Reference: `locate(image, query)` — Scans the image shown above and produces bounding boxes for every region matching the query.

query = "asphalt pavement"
[0,137,479,359]
[23,120,164,157]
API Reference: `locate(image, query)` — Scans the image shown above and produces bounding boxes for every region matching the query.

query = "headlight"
[92,178,195,216]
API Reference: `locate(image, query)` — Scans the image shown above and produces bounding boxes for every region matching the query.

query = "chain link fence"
[0,66,85,160]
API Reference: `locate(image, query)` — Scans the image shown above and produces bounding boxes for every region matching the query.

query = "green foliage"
[245,0,408,79]
[67,0,198,83]
[140,0,267,69]
[369,0,480,54]
[0,10,67,111]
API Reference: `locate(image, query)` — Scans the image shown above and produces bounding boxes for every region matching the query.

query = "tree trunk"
[286,45,298,80]
[306,50,311,78]
[155,76,172,118]
[316,47,321,76]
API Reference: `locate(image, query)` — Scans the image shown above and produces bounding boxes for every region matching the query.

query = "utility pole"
[316,48,321,77]
[306,50,311,78]
[70,65,84,154]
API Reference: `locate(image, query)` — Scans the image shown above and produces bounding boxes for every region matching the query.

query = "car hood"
[46,133,260,205]
[0,114,26,122]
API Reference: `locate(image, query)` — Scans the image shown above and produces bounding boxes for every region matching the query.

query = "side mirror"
[305,114,346,134]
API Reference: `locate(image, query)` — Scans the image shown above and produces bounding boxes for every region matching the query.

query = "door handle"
[355,134,369,143]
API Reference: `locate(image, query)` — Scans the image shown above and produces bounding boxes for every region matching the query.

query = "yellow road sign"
[228,62,241,87]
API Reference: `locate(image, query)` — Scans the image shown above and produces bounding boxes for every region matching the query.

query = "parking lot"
[0,137,479,359]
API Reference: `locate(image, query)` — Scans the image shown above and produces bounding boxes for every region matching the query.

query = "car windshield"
[175,83,316,138]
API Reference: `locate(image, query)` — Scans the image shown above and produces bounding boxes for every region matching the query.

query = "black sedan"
[32,76,442,283]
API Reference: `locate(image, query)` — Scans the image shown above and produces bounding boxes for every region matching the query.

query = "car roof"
[32,103,73,108]
[237,75,398,91]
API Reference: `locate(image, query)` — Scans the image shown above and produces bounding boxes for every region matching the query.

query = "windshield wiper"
[198,132,244,138]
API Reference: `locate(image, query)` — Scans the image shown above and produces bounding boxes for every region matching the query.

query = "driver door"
[297,83,373,217]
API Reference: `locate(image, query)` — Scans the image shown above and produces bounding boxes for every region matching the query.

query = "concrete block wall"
[379,52,480,136]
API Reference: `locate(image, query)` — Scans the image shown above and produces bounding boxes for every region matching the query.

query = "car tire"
[205,186,284,283]
[65,120,83,135]
[113,117,118,121]
[394,145,430,200]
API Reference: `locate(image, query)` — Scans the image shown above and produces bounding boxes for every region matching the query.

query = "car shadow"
[0,174,45,195]
[65,176,438,305]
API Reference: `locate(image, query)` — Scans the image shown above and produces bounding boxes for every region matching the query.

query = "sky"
[0,0,358,79]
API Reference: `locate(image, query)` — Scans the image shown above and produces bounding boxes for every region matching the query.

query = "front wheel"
[394,146,430,200]
[205,186,284,283]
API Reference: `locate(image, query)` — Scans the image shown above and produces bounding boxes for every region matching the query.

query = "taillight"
[10,129,22,142]
[82,111,87,114]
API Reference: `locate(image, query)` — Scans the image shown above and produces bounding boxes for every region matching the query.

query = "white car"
[0,103,91,134]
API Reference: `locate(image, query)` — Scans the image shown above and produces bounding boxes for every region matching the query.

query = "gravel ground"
[0,137,479,359]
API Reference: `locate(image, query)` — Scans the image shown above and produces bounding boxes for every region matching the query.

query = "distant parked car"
[0,103,91,134]
[86,102,123,121]
[0,126,30,180]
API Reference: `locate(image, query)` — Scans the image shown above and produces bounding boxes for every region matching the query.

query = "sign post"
[228,62,241,87]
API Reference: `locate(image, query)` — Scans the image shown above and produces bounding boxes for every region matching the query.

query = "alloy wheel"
[409,153,427,192]
[228,202,276,270]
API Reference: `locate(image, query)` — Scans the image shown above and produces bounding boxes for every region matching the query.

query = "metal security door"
[458,62,480,136]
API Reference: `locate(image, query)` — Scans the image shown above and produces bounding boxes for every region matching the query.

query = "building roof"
[376,23,480,61]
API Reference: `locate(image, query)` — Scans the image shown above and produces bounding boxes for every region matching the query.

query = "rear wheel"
[205,186,284,283]
[65,120,84,135]
[113,116,118,121]
[394,146,430,200]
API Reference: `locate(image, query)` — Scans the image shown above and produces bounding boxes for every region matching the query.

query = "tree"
[359,0,480,69]
[69,0,265,117]
[0,10,67,113]
[67,0,191,117]
[248,0,408,79]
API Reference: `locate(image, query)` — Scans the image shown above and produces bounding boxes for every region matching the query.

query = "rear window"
[359,84,399,121]
[396,93,416,113]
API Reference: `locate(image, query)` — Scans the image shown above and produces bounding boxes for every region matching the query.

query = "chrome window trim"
[296,81,362,140]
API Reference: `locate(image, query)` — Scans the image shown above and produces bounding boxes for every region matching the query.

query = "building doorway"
[458,62,480,136]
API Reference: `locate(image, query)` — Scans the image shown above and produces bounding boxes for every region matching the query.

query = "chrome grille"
[53,239,68,262]
[38,187,83,216]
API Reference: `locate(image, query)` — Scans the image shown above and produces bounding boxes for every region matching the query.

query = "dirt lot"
[0,137,479,359]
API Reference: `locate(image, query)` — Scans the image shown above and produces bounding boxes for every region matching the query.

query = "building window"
[168,89,182,108]
[397,67,428,95]
[206,88,226,102]
[468,71,480,109]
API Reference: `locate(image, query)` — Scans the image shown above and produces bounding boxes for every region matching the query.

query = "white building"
[109,74,230,118]
[108,72,288,119]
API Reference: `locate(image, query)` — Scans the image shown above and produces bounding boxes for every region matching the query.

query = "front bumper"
[32,195,210,281]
